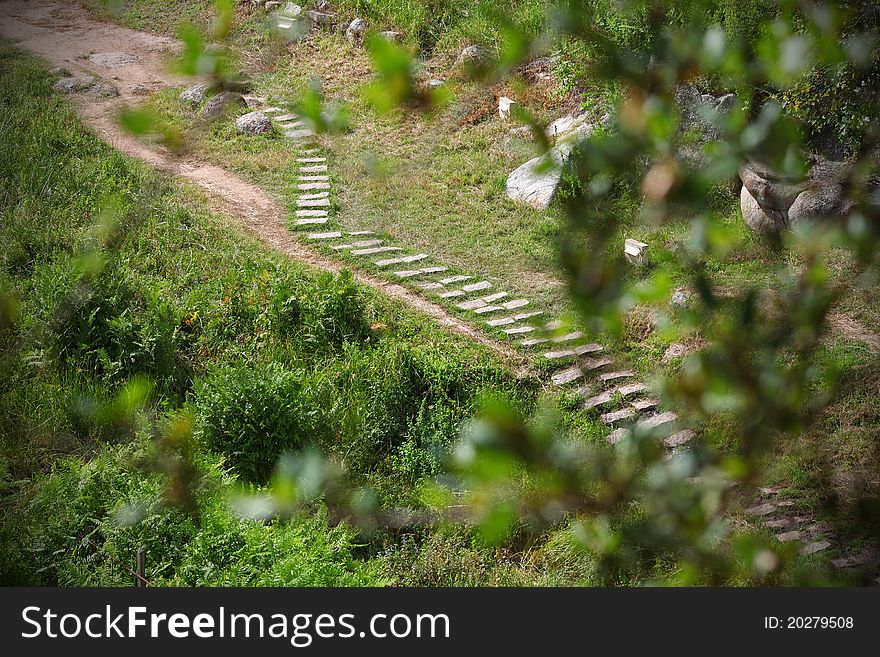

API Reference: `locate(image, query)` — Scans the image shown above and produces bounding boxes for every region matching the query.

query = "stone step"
[298,191,329,200]
[296,198,330,207]
[299,175,330,182]
[274,113,298,122]
[439,275,471,285]
[263,107,284,114]
[473,305,504,314]
[600,407,636,426]
[583,383,646,410]
[332,240,382,250]
[376,253,429,267]
[300,147,322,154]
[502,299,529,310]
[295,209,329,217]
[285,129,314,140]
[298,182,330,190]
[543,343,603,359]
[297,157,327,163]
[295,217,329,225]
[599,370,635,384]
[419,282,445,290]
[307,231,342,240]
[456,292,509,311]
[550,357,612,386]
[394,267,448,278]
[663,429,696,448]
[636,411,678,434]
[351,246,401,256]
[631,398,659,412]
[439,281,491,298]
[486,311,544,327]
[299,165,328,173]
[502,325,535,335]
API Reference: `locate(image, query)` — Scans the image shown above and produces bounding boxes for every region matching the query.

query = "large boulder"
[236,111,272,135]
[506,117,597,208]
[739,156,857,232]
[202,91,246,120]
[506,148,567,209]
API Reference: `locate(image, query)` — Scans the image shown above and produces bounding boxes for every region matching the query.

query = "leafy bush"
[195,363,310,482]
[0,440,379,586]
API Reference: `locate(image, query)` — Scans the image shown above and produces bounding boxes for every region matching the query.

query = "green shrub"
[195,363,310,482]
[0,440,379,586]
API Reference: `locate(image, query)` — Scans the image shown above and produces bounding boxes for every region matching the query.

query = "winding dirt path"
[0,0,529,369]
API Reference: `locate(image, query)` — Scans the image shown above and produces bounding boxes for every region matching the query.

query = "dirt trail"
[0,0,529,369]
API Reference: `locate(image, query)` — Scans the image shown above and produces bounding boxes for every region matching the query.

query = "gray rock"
[346,17,367,44]
[130,83,151,95]
[457,45,487,67]
[83,82,120,98]
[88,52,138,68]
[54,76,97,93]
[427,78,444,89]
[265,1,283,9]
[788,157,856,225]
[505,148,566,209]
[236,111,272,135]
[546,114,592,142]
[278,2,301,15]
[740,184,783,233]
[506,119,595,209]
[739,156,855,232]
[307,10,336,29]
[180,82,216,106]
[378,30,401,42]
[677,84,736,142]
[202,91,246,120]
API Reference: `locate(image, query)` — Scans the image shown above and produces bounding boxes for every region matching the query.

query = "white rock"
[505,149,565,209]
[498,96,515,120]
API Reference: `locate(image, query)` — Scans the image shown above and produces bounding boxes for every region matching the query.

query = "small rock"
[315,0,331,10]
[457,44,487,66]
[130,83,151,95]
[202,91,246,120]
[88,52,138,68]
[54,76,97,93]
[427,78,444,89]
[236,110,272,135]
[180,82,216,106]
[83,82,119,98]
[346,17,367,45]
[670,287,690,307]
[662,343,689,361]
[775,530,802,542]
[498,96,515,120]
[279,2,301,15]
[377,30,401,42]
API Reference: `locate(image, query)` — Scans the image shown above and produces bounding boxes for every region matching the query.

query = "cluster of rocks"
[178,82,271,135]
